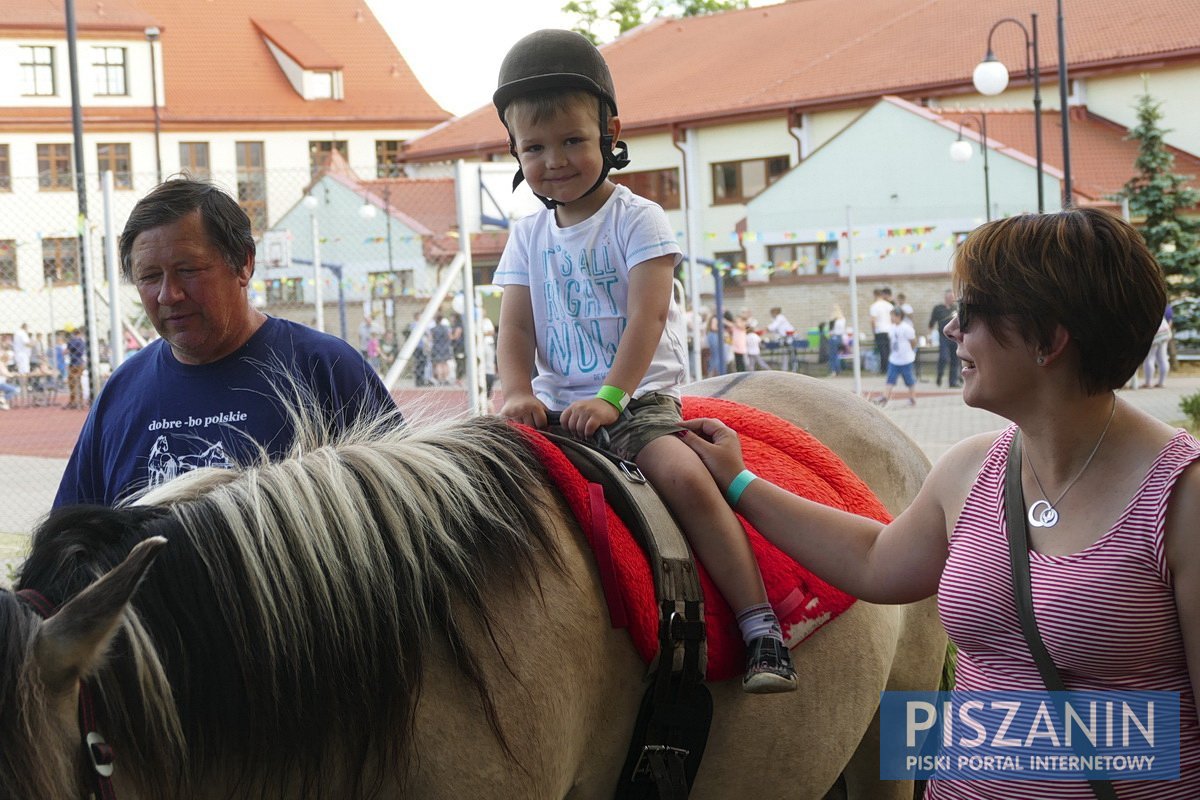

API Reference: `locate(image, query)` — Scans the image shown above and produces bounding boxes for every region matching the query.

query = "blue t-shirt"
[54,317,397,507]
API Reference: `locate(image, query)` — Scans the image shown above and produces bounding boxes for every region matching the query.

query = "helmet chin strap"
[509,98,630,210]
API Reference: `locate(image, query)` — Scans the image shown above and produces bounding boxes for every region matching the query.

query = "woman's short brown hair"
[952,208,1166,395]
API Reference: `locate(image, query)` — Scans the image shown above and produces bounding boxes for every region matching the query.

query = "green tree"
[565,0,748,41]
[1119,83,1200,294]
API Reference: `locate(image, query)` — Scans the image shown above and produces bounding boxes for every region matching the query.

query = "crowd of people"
[0,323,90,410]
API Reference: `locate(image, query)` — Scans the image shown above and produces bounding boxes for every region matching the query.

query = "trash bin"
[806,327,820,351]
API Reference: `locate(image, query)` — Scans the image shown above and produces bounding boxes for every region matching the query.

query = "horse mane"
[13,410,561,798]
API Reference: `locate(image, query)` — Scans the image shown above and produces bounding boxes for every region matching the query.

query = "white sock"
[736,603,783,645]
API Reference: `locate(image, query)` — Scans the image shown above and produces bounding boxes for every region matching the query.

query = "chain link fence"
[0,161,515,539]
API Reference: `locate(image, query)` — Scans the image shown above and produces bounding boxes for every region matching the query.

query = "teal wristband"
[725,469,758,507]
[596,384,630,412]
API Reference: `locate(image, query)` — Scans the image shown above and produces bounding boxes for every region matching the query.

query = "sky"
[366,0,582,117]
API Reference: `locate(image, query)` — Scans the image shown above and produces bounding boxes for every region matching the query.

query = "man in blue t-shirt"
[55,179,398,508]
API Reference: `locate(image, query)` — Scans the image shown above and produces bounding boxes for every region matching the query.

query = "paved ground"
[2,370,1196,563]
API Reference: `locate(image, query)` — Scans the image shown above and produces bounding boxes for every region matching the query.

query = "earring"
[1037,356,1046,365]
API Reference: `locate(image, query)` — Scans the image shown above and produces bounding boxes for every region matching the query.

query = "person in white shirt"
[11,323,31,375]
[746,327,770,370]
[877,307,917,406]
[868,289,894,374]
[766,306,793,341]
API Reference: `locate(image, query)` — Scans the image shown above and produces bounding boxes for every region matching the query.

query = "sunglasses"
[952,301,1002,332]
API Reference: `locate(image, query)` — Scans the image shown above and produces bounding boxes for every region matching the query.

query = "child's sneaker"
[743,636,797,694]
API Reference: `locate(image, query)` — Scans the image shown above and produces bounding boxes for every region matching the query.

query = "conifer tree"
[1120,85,1200,294]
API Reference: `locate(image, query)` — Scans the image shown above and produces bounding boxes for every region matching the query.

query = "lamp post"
[972,15,1043,212]
[359,184,397,337]
[144,27,162,184]
[303,193,324,332]
[949,113,991,221]
[973,2,1073,210]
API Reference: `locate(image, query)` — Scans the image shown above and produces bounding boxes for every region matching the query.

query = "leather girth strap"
[541,432,712,799]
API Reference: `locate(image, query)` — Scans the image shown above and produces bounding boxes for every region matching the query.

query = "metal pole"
[102,170,125,368]
[455,160,484,416]
[845,206,862,396]
[311,212,324,332]
[981,113,992,221]
[145,28,162,184]
[682,129,703,382]
[1056,0,1073,207]
[1031,13,1044,213]
[64,0,96,396]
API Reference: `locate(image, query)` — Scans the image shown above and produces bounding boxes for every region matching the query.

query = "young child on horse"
[492,29,796,693]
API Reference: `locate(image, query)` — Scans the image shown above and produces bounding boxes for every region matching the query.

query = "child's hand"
[677,418,747,489]
[499,393,549,429]
[560,397,619,439]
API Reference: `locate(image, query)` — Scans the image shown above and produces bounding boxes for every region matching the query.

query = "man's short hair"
[119,179,256,282]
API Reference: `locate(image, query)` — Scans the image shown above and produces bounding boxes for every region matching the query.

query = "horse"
[1,371,945,800]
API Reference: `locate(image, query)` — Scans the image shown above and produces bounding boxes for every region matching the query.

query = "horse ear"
[32,536,167,694]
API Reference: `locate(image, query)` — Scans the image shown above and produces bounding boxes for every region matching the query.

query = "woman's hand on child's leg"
[499,393,550,429]
[677,418,748,492]
[560,398,619,439]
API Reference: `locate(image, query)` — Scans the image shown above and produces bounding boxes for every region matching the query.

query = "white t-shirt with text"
[494,184,686,410]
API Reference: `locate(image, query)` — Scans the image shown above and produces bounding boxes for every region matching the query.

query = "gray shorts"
[594,392,683,462]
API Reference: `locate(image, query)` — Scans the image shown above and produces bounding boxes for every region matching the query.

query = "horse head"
[1,510,169,800]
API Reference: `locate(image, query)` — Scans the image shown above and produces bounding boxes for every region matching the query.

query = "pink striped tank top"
[928,425,1200,800]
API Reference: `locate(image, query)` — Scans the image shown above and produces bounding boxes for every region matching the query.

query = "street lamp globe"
[972,58,1009,96]
[950,139,974,162]
[302,193,319,210]
[358,202,377,219]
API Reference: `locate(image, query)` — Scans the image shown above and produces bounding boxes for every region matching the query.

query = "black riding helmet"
[493,29,630,209]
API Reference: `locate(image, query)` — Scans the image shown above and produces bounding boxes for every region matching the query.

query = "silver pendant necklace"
[1023,395,1117,529]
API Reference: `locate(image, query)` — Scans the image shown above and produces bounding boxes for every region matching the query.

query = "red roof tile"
[0,0,450,128]
[403,0,1200,161]
[251,19,341,70]
[936,106,1200,203]
[1,0,157,33]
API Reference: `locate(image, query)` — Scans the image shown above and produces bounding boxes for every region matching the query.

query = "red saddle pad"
[519,395,892,682]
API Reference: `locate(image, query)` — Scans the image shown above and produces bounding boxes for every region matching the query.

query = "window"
[235,141,268,233]
[308,140,348,176]
[96,143,132,189]
[43,237,79,285]
[91,47,127,96]
[20,46,55,96]
[711,155,789,204]
[0,145,10,191]
[310,71,334,99]
[611,167,681,210]
[179,142,211,181]
[265,277,304,304]
[376,140,404,178]
[369,270,412,298]
[0,240,16,288]
[37,143,73,191]
[767,241,839,275]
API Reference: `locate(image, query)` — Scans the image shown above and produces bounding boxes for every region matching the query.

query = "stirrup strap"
[1005,432,1118,800]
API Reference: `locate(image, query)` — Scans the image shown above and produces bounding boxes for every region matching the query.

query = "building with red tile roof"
[0,0,452,333]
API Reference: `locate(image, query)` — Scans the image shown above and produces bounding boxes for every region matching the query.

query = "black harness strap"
[542,432,712,798]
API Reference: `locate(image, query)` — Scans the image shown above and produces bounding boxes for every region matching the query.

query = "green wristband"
[725,469,758,507]
[596,384,630,412]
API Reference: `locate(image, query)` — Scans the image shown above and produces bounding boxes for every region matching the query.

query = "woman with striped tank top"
[681,208,1200,799]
